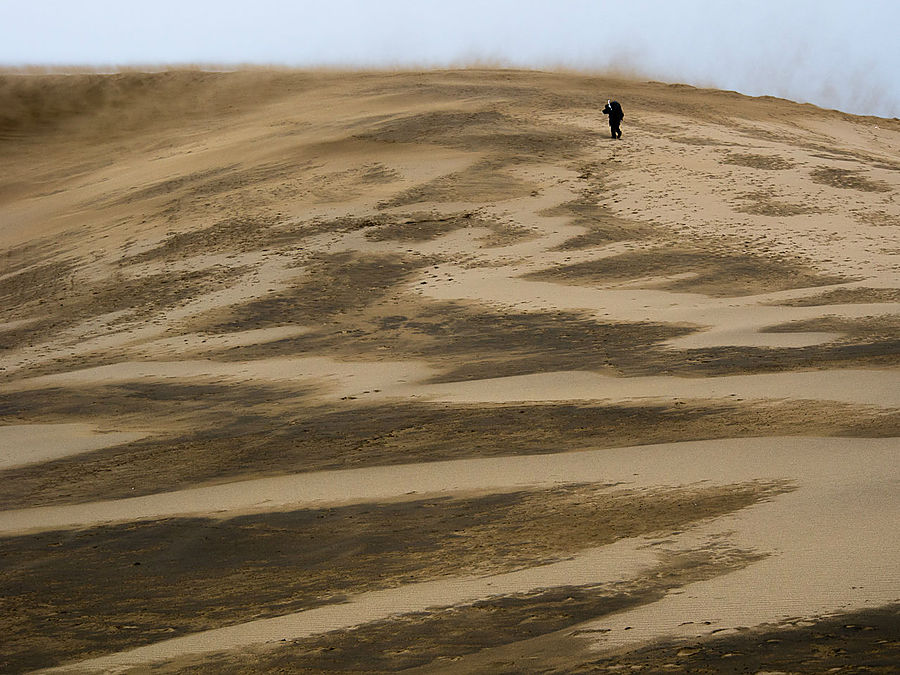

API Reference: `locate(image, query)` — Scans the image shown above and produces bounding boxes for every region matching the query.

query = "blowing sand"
[1,68,898,673]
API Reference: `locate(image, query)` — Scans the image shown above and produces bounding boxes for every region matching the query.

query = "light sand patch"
[404,368,900,407]
[663,301,899,349]
[0,423,146,470]
[7,360,897,409]
[4,356,435,400]
[130,326,312,357]
[0,436,892,535]
[674,327,840,348]
[0,317,42,333]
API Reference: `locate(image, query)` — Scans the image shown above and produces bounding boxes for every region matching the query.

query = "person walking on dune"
[603,99,624,139]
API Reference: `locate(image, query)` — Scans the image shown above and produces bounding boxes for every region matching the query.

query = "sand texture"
[1,69,898,673]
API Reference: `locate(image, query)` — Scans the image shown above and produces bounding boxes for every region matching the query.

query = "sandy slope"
[34,436,900,673]
[1,69,898,673]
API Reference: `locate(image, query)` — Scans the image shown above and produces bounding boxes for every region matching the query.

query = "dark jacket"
[603,100,624,122]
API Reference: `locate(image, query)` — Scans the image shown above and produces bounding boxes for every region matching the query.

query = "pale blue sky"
[2,0,898,117]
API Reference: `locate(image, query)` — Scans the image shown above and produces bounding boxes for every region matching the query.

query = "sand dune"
[0,423,145,470]
[1,69,898,673]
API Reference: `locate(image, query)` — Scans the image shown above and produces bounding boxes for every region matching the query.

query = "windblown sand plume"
[1,69,898,673]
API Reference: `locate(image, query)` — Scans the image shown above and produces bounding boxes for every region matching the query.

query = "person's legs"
[609,121,617,138]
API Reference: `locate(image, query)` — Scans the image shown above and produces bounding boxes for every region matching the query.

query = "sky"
[2,0,898,118]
